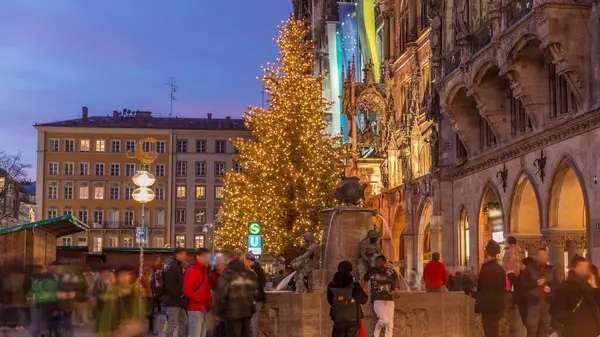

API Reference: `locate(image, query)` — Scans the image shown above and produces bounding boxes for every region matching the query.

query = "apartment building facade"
[35,108,248,251]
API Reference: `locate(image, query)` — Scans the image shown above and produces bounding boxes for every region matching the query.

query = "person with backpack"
[213,257,259,337]
[244,253,266,337]
[163,247,189,337]
[327,261,368,337]
[183,248,212,337]
[24,264,60,337]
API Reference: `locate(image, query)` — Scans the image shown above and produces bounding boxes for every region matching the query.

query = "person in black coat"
[245,253,267,337]
[163,248,188,337]
[327,261,368,337]
[550,255,600,337]
[507,257,534,326]
[468,240,506,337]
[213,259,260,337]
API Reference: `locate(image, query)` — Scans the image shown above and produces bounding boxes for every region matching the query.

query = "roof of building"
[0,214,88,237]
[35,112,248,131]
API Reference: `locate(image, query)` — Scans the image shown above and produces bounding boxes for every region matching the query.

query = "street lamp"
[127,138,159,295]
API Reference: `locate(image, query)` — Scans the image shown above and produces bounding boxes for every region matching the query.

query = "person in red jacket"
[423,252,449,292]
[183,248,212,337]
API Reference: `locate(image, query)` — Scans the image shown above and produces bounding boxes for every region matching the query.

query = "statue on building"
[358,230,383,280]
[428,0,443,58]
[429,125,439,169]
[290,232,321,293]
[380,155,390,191]
[453,0,469,38]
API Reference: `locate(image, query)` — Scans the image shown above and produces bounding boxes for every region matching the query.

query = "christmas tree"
[215,18,348,260]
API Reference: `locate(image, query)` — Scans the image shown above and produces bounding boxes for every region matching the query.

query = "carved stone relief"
[393,306,429,337]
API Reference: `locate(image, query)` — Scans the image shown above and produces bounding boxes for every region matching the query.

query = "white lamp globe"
[132,171,156,187]
[132,187,155,203]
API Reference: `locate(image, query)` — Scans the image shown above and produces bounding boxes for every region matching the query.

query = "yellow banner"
[362,0,380,82]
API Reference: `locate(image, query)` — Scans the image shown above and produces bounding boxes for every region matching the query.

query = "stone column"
[321,207,374,287]
[404,228,416,274]
[542,232,567,281]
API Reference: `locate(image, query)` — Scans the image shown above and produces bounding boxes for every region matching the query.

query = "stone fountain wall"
[259,292,484,337]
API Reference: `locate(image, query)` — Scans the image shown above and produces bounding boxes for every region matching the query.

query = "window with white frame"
[126,140,135,152]
[63,208,73,216]
[215,140,226,153]
[50,139,59,152]
[215,186,224,199]
[144,209,150,226]
[63,183,73,200]
[125,210,135,226]
[234,162,243,173]
[94,185,104,200]
[176,209,186,223]
[194,235,205,248]
[79,185,89,200]
[155,185,164,200]
[77,237,87,246]
[108,209,119,226]
[215,162,225,177]
[80,139,90,152]
[176,185,186,199]
[47,208,57,219]
[78,209,89,224]
[48,162,58,175]
[124,237,133,248]
[176,161,187,177]
[64,162,74,176]
[111,140,121,153]
[156,164,165,177]
[176,235,185,248]
[156,209,165,227]
[79,163,90,176]
[92,237,103,252]
[196,140,206,153]
[110,185,120,200]
[48,183,58,200]
[195,209,205,224]
[93,209,104,227]
[125,186,134,200]
[195,161,206,177]
[108,237,118,247]
[156,141,166,154]
[143,141,151,152]
[95,163,105,176]
[177,140,187,153]
[110,164,120,176]
[62,237,72,246]
[65,139,74,152]
[139,163,150,171]
[154,237,164,248]
[125,164,136,177]
[95,140,106,152]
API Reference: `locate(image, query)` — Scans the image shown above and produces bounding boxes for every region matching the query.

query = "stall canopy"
[0,214,89,237]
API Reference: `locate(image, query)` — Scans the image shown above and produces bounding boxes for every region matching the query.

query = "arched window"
[459,208,470,266]
[423,224,431,261]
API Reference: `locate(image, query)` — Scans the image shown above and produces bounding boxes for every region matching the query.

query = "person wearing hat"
[423,252,449,292]
[327,261,368,337]
[469,240,506,337]
[244,252,266,337]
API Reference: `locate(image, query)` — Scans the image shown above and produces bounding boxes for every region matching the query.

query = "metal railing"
[444,49,462,76]
[471,24,493,55]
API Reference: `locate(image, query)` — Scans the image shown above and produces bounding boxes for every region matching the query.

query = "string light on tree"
[215,18,349,261]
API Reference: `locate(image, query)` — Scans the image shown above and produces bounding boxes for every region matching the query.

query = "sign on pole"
[136,227,148,245]
[247,222,262,256]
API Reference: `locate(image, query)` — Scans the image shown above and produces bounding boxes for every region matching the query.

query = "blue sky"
[0,0,291,174]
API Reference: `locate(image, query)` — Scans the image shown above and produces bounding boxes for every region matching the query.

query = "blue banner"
[338,2,360,80]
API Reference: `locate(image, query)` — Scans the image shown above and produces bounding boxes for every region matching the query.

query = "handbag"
[359,320,365,337]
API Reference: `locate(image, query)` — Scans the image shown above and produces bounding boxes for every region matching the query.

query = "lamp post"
[127,137,159,295]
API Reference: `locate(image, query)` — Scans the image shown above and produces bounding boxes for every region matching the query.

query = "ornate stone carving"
[453,0,469,38]
[428,0,443,58]
[358,230,383,280]
[289,232,321,293]
[335,176,368,206]
[393,307,429,337]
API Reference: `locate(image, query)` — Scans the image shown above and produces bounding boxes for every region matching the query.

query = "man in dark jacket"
[245,252,266,337]
[469,240,506,337]
[213,258,259,337]
[164,247,188,337]
[550,255,600,337]
[520,248,557,337]
[507,257,534,327]
[327,261,368,337]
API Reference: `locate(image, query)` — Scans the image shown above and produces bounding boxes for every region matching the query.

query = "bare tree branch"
[0,150,33,224]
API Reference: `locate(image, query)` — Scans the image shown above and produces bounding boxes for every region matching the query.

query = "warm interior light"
[132,171,156,187]
[488,209,502,218]
[132,187,155,203]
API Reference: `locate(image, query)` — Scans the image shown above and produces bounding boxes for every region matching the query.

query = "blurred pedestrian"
[521,248,557,337]
[327,261,367,337]
[25,264,59,337]
[213,257,259,337]
[93,264,115,333]
[209,254,227,337]
[469,240,505,337]
[245,252,266,337]
[184,248,212,337]
[164,247,189,337]
[423,252,448,292]
[361,255,398,337]
[135,266,156,335]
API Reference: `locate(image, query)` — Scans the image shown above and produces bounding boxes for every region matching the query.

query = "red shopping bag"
[359,320,365,337]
